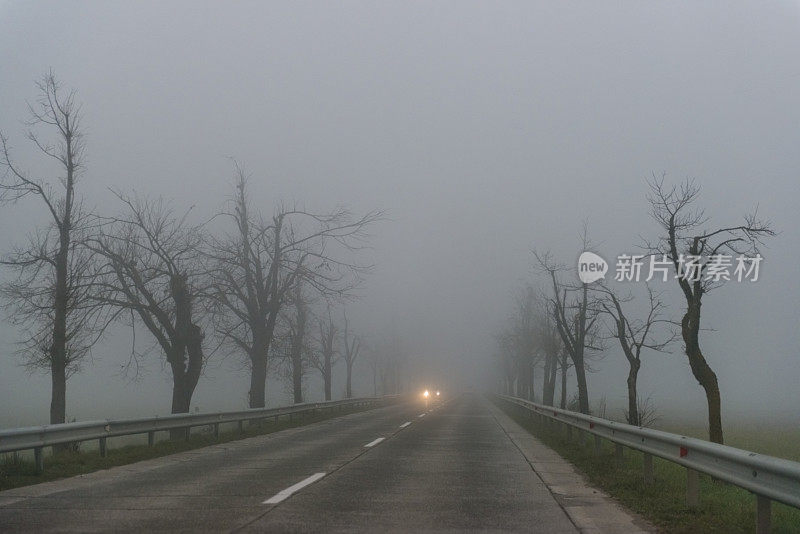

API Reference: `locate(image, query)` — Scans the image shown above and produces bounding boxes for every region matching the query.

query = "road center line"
[263,472,326,504]
[418,413,426,418]
[399,421,411,428]
[364,437,385,448]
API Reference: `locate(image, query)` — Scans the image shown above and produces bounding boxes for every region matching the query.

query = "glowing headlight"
[436,391,440,396]
[423,390,430,398]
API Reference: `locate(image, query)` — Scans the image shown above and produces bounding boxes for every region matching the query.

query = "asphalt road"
[0,394,641,532]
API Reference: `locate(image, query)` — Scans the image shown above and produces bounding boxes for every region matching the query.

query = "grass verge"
[496,400,800,534]
[0,404,374,492]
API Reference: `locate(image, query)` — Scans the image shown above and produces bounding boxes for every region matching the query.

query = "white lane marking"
[399,421,411,428]
[364,437,385,448]
[418,413,426,418]
[263,472,326,504]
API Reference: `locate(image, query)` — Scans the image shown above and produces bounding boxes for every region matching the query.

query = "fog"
[1,1,798,430]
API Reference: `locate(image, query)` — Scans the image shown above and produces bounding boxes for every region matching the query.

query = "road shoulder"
[488,401,656,534]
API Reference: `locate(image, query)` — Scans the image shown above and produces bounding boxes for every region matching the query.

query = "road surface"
[0,394,650,532]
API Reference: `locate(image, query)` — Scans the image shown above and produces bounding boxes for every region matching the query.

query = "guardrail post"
[238,420,244,434]
[566,425,573,440]
[213,423,219,439]
[756,495,771,534]
[594,435,602,456]
[643,453,654,485]
[99,437,107,458]
[148,431,155,447]
[686,469,700,508]
[615,443,624,467]
[34,447,44,474]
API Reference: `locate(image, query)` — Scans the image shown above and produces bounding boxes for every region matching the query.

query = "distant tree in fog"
[492,285,562,406]
[341,309,362,399]
[511,286,539,401]
[0,72,108,426]
[644,176,774,444]
[310,305,339,401]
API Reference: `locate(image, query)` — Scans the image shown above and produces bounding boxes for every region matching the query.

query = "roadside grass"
[0,404,373,492]
[498,401,800,534]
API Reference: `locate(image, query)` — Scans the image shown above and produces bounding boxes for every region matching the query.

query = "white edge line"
[263,472,326,504]
[399,421,411,428]
[418,413,426,418]
[364,437,385,448]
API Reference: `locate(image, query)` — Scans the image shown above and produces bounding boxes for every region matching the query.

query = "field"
[498,401,800,534]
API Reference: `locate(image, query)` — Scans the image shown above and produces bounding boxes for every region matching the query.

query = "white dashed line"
[418,413,426,418]
[364,437,385,448]
[399,421,411,428]
[263,472,326,504]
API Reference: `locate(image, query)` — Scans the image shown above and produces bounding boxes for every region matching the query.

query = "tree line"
[0,72,403,427]
[495,180,773,445]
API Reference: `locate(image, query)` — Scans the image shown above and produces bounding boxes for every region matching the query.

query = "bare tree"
[0,72,108,425]
[311,305,339,401]
[645,176,774,443]
[88,194,208,421]
[596,284,673,426]
[492,285,543,401]
[511,285,539,401]
[536,249,602,414]
[208,164,380,408]
[493,328,517,396]
[341,310,361,399]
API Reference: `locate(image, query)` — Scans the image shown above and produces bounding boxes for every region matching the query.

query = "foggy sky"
[1,1,799,428]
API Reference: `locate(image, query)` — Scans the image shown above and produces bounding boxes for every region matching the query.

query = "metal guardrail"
[496,394,800,534]
[0,396,399,473]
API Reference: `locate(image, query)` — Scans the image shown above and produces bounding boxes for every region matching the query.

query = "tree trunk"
[324,352,332,401]
[542,353,552,405]
[574,355,589,414]
[626,360,640,426]
[50,234,69,426]
[50,358,67,425]
[529,363,536,402]
[687,345,723,443]
[345,361,353,399]
[683,306,724,444]
[169,370,192,439]
[249,353,267,409]
[292,357,303,404]
[560,354,568,409]
[542,353,557,407]
[171,375,192,413]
